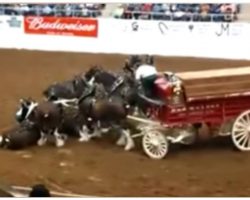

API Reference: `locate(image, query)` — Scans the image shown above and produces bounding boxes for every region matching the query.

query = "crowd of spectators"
[0,3,241,22]
[112,3,241,22]
[0,4,106,18]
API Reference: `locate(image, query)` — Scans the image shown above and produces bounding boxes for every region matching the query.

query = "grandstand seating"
[112,3,240,22]
[0,3,241,22]
[0,4,106,18]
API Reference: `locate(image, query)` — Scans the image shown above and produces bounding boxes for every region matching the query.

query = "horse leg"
[53,129,65,147]
[123,129,135,151]
[90,120,102,138]
[116,131,127,146]
[99,121,111,134]
[78,125,90,142]
[113,124,134,150]
[37,131,47,146]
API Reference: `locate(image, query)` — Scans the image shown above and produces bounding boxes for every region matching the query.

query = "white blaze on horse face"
[16,107,23,118]
[25,102,38,120]
[88,77,95,86]
[0,135,3,144]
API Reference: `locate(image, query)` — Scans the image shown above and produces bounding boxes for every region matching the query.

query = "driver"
[135,55,158,97]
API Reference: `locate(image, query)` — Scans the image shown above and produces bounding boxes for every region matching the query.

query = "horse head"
[85,64,103,81]
[16,98,38,123]
[94,83,108,99]
[72,75,90,94]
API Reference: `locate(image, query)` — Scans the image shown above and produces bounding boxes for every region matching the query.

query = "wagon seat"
[153,71,186,105]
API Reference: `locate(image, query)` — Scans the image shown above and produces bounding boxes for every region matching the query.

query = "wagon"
[128,66,250,159]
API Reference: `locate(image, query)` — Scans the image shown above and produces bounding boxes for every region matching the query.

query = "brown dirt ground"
[1,49,250,197]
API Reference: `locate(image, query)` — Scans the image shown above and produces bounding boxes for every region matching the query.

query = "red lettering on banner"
[24,16,98,37]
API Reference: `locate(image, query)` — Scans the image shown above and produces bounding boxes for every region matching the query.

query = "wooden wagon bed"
[176,66,250,100]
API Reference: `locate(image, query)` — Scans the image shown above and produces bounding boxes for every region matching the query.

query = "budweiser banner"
[24,16,98,37]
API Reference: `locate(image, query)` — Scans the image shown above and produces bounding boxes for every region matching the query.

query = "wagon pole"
[127,115,166,138]
[127,115,162,126]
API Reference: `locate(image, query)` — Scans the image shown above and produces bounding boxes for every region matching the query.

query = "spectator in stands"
[42,4,52,16]
[220,3,237,22]
[199,4,211,21]
[117,3,240,22]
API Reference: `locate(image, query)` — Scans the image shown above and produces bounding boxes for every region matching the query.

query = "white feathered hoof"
[124,138,135,151]
[116,134,126,146]
[90,130,102,138]
[78,132,90,142]
[37,137,47,146]
[101,128,110,134]
[55,138,65,147]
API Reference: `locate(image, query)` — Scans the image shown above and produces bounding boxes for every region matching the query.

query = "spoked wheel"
[232,110,250,151]
[142,130,168,159]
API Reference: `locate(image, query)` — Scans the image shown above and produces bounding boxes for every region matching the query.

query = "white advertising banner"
[98,18,249,38]
[0,17,249,60]
[0,16,23,31]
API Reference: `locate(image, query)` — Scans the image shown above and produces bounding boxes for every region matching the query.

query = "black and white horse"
[0,121,40,150]
[84,65,118,92]
[77,83,135,151]
[15,98,89,147]
[43,74,90,101]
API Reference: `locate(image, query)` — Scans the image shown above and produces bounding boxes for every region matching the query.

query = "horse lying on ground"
[0,121,40,150]
[15,98,89,147]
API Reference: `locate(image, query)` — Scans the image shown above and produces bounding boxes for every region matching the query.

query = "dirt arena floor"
[1,49,250,197]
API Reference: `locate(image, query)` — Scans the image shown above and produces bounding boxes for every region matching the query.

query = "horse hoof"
[56,139,65,147]
[116,136,126,146]
[78,136,90,142]
[101,128,110,133]
[124,141,135,151]
[37,139,47,146]
[91,131,102,138]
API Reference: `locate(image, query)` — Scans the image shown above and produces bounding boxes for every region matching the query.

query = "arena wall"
[0,16,249,60]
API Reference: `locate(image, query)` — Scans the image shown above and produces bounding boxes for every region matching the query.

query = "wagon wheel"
[142,129,168,159]
[232,110,250,151]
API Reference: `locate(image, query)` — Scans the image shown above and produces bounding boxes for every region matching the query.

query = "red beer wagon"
[129,66,250,159]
